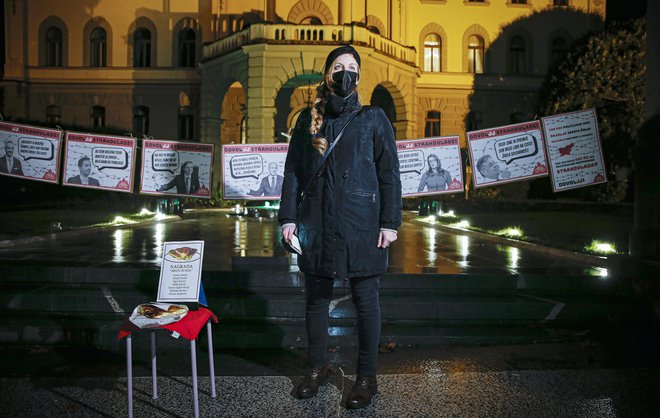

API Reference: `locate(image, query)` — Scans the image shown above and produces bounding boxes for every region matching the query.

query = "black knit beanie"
[323,45,361,74]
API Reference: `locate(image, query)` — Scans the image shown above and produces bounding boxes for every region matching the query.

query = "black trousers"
[304,274,381,377]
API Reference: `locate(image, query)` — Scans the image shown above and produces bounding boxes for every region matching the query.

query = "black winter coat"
[278,104,402,279]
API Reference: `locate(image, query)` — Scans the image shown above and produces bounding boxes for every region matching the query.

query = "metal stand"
[126,322,216,417]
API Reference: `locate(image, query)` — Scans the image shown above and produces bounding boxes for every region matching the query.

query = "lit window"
[510,36,526,74]
[90,27,107,67]
[178,29,196,67]
[425,111,441,137]
[133,106,149,137]
[91,106,106,128]
[45,27,62,67]
[424,33,441,72]
[468,35,484,74]
[133,27,151,67]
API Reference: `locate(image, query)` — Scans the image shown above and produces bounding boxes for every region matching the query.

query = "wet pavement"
[1,208,658,417]
[0,209,605,276]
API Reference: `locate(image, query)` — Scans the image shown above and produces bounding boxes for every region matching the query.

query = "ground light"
[448,220,470,229]
[139,208,154,216]
[437,210,456,218]
[111,216,137,225]
[496,227,524,239]
[584,240,618,255]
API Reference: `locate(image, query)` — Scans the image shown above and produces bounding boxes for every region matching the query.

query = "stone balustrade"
[203,23,416,66]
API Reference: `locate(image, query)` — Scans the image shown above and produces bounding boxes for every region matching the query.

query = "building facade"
[2,0,606,190]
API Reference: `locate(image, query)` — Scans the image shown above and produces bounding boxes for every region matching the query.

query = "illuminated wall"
[2,0,606,190]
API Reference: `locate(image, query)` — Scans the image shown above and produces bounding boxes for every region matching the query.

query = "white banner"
[62,132,136,192]
[467,121,549,188]
[0,122,62,183]
[140,140,214,198]
[541,109,607,192]
[398,136,464,197]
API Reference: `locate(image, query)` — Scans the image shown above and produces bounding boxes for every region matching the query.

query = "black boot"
[346,376,378,409]
[296,365,334,399]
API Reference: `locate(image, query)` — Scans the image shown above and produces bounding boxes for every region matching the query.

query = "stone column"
[245,45,278,144]
[338,0,352,24]
[629,0,660,259]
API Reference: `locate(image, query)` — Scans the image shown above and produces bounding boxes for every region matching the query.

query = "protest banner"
[157,241,204,303]
[541,108,607,192]
[222,143,289,200]
[140,140,214,198]
[62,132,136,192]
[467,121,549,188]
[0,122,62,183]
[398,136,463,197]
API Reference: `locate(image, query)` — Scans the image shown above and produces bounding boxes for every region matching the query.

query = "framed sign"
[541,108,607,192]
[222,143,289,200]
[467,121,549,188]
[0,121,63,183]
[140,140,214,198]
[62,132,136,192]
[157,241,204,303]
[398,136,464,197]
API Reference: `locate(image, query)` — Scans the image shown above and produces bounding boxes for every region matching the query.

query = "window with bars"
[133,106,150,137]
[91,106,106,128]
[550,37,568,67]
[424,111,441,137]
[466,111,483,131]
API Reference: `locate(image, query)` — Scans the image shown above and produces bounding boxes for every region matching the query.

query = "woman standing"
[279,45,402,410]
[417,153,452,192]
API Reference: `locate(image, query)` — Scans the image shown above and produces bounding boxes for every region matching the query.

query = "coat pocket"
[344,191,379,231]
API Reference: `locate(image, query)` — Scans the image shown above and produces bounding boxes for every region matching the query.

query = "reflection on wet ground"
[0,210,603,275]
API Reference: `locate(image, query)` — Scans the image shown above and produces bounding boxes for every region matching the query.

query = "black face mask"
[331,70,359,97]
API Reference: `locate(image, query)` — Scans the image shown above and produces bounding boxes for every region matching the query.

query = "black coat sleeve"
[372,108,402,231]
[278,109,311,225]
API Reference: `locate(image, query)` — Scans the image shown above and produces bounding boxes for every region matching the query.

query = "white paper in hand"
[290,233,302,255]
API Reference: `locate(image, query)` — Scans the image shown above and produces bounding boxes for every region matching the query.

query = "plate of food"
[164,246,200,263]
[129,302,189,328]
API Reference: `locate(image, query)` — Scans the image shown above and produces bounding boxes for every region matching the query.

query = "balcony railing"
[203,23,417,66]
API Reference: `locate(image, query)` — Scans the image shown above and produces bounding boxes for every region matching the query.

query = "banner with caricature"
[0,122,63,183]
[222,143,289,200]
[398,136,464,197]
[62,132,136,192]
[467,121,549,188]
[541,109,607,192]
[140,140,213,198]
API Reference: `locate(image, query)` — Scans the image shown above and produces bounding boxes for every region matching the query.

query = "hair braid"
[310,80,331,154]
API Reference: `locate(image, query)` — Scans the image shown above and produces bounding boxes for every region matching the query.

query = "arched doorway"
[274,74,323,142]
[220,81,246,144]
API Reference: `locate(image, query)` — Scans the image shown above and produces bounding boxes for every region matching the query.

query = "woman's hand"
[378,230,398,248]
[281,223,296,244]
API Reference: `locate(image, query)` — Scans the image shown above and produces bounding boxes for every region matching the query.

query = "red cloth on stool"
[118,307,218,341]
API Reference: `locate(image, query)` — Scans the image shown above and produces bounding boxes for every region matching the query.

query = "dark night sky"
[606,0,647,24]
